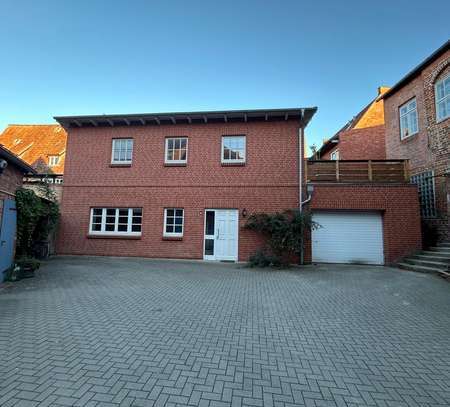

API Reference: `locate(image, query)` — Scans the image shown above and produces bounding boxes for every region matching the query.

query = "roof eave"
[54,107,318,129]
[382,39,450,99]
[0,146,37,174]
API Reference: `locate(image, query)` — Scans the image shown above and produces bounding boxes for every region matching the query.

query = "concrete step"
[404,258,450,270]
[427,246,450,253]
[397,263,445,274]
[412,254,450,263]
[437,241,450,247]
[420,250,450,258]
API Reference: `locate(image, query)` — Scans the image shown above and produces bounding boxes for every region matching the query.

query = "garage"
[312,211,384,265]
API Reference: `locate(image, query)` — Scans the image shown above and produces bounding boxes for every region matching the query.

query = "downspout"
[298,111,305,265]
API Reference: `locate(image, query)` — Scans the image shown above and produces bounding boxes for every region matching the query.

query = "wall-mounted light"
[242,208,248,218]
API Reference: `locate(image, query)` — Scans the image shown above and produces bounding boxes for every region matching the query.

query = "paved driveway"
[1,256,449,407]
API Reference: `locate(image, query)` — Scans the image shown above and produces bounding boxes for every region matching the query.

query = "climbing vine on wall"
[15,182,59,257]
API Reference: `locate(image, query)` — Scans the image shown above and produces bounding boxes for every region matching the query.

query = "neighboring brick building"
[383,40,450,242]
[55,107,421,265]
[0,145,36,280]
[315,87,389,160]
[0,124,67,200]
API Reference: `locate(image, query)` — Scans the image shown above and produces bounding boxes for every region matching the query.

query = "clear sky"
[0,0,449,150]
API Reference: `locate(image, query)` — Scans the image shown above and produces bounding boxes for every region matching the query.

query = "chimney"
[378,86,390,96]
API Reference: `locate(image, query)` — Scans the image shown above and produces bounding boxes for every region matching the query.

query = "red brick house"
[382,40,450,242]
[315,86,389,160]
[55,107,421,265]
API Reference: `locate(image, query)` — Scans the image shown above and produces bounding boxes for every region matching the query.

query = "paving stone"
[0,256,449,407]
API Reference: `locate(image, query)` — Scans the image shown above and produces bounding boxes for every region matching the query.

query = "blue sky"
[0,0,448,150]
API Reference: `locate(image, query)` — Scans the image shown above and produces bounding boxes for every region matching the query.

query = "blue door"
[0,199,17,282]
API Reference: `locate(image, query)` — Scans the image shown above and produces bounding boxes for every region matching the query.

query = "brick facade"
[57,121,302,261]
[0,163,23,224]
[322,125,386,160]
[384,48,450,241]
[304,184,422,264]
[58,111,422,264]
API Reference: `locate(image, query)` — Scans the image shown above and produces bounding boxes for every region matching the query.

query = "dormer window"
[48,155,59,167]
[330,150,340,160]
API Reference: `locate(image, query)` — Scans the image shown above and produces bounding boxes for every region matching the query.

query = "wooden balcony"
[306,160,409,184]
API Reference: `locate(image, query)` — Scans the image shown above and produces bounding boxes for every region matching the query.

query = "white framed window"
[165,137,188,164]
[111,139,133,164]
[399,98,418,139]
[435,74,450,122]
[411,171,436,218]
[330,150,339,160]
[163,208,184,237]
[48,155,59,167]
[89,207,142,236]
[222,135,246,163]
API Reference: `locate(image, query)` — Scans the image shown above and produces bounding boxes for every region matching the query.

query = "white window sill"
[110,161,132,165]
[164,160,187,165]
[400,131,418,141]
[163,233,183,238]
[221,160,246,165]
[88,232,141,239]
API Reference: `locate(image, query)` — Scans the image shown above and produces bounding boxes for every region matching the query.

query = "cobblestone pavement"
[1,256,449,407]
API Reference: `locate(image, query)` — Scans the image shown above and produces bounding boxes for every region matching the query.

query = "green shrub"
[248,249,284,268]
[244,209,319,267]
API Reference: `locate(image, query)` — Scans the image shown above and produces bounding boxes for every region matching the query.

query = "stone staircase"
[398,241,450,277]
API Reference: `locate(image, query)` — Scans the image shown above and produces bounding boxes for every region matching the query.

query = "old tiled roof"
[0,124,67,174]
[316,86,390,157]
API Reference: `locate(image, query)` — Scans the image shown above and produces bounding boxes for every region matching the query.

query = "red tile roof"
[0,124,67,174]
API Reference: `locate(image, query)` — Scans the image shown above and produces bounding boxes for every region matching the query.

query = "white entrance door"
[312,211,384,265]
[203,209,239,261]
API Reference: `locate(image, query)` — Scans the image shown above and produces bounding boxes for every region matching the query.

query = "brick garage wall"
[58,121,302,261]
[304,184,422,264]
[384,49,450,240]
[322,125,386,160]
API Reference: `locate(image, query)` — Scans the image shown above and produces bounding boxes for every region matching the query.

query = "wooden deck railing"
[306,160,409,183]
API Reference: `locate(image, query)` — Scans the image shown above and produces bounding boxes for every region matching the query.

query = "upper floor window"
[165,137,187,164]
[435,74,450,122]
[330,150,339,160]
[48,155,59,167]
[410,171,436,218]
[164,208,184,237]
[89,207,142,236]
[111,139,133,164]
[222,135,246,164]
[399,98,418,139]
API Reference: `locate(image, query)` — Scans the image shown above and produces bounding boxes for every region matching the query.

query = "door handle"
[216,229,220,239]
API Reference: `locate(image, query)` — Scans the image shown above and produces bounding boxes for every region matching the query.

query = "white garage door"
[312,211,384,265]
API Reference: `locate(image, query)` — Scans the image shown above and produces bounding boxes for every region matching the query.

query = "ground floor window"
[164,208,184,237]
[89,207,142,236]
[410,171,436,218]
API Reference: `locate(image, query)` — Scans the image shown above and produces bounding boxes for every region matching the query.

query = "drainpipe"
[298,113,305,265]
[298,112,304,213]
